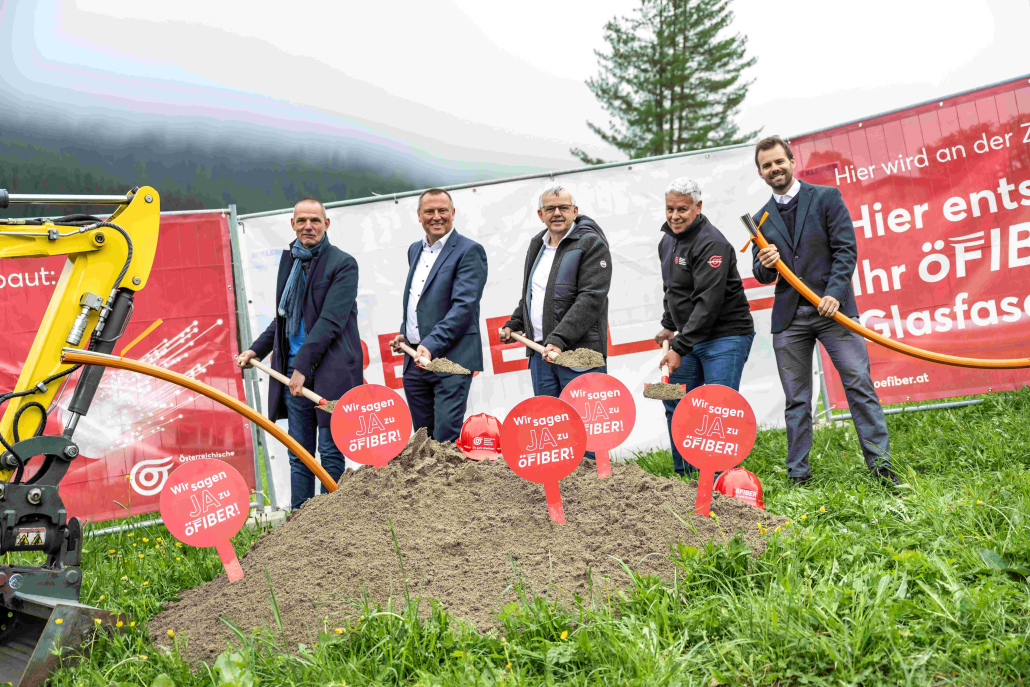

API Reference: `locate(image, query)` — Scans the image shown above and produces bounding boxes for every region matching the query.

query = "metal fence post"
[227,206,278,510]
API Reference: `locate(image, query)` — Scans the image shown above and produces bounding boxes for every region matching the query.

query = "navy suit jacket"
[751,180,859,333]
[251,237,363,428]
[400,230,488,373]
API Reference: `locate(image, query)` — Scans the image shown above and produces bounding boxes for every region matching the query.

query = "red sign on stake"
[330,384,412,469]
[160,459,251,582]
[559,373,636,478]
[670,385,757,518]
[500,397,586,524]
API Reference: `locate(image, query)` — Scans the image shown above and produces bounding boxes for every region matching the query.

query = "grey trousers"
[774,304,891,478]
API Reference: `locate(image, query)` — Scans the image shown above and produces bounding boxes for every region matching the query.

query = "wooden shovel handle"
[245,358,327,407]
[397,341,432,368]
[504,330,560,360]
[661,340,671,383]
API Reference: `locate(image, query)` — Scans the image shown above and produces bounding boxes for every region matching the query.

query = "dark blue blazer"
[400,230,488,373]
[251,237,362,428]
[751,180,859,333]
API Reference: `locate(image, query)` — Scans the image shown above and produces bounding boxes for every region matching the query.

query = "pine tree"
[571,0,758,164]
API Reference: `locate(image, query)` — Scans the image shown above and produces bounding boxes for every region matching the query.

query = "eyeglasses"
[541,205,573,215]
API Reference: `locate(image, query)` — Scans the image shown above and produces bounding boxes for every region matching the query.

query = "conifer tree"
[572,0,758,164]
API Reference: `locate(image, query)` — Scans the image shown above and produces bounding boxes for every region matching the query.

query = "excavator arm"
[0,187,160,687]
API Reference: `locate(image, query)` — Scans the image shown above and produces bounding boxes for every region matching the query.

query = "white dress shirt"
[773,178,801,204]
[405,229,453,343]
[528,227,572,342]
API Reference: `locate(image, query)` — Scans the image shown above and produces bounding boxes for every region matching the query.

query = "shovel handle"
[502,329,560,361]
[661,340,671,383]
[244,358,327,407]
[397,341,432,368]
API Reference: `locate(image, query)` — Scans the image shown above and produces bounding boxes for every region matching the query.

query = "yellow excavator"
[0,187,159,686]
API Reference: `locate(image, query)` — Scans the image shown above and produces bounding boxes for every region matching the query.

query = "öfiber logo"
[708,255,723,268]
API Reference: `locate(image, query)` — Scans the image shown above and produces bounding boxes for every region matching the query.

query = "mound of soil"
[151,429,784,662]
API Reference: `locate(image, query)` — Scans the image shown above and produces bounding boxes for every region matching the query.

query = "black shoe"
[790,475,811,487]
[875,467,900,487]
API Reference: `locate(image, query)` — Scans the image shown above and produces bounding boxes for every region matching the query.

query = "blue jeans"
[284,357,347,509]
[664,333,755,476]
[529,352,606,461]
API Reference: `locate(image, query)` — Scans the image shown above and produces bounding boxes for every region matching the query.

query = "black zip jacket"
[504,215,612,357]
[660,213,754,356]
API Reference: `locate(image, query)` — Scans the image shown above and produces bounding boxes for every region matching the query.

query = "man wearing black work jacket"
[500,182,611,459]
[237,197,362,509]
[655,178,755,478]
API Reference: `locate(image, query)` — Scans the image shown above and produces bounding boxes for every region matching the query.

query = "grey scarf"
[278,234,326,337]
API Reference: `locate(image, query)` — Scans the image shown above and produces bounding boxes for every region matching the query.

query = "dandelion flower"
[801,514,807,520]
[167,630,175,639]
[116,621,124,628]
[99,595,105,601]
[94,618,102,625]
[108,549,115,554]
[143,581,149,586]
[819,506,826,512]
[176,557,181,561]
[175,543,182,548]
[507,663,512,670]
[560,630,568,640]
[120,576,127,581]
[334,628,343,635]
[156,537,163,543]
[142,538,149,543]
[127,533,133,537]
[55,619,63,625]
[976,500,985,505]
[775,526,782,533]
[130,621,136,627]
[139,554,144,559]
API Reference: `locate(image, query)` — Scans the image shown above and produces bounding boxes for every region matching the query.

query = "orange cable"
[740,212,1030,370]
[61,349,338,491]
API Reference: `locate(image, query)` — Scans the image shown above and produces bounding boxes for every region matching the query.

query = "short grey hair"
[538,182,576,209]
[665,178,701,203]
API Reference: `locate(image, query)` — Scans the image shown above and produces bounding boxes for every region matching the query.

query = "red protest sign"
[160,459,251,582]
[670,384,757,518]
[330,384,412,469]
[500,396,586,524]
[559,373,636,478]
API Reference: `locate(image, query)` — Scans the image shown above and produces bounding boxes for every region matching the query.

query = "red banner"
[0,211,254,522]
[790,77,1030,408]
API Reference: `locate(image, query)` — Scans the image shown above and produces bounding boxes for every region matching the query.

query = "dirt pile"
[553,348,605,369]
[643,382,686,400]
[424,357,471,375]
[151,429,783,662]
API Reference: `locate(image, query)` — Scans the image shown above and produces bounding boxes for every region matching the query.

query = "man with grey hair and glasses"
[501,183,612,459]
[656,177,755,479]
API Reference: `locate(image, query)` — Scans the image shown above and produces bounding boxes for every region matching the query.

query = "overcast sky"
[7,0,1029,169]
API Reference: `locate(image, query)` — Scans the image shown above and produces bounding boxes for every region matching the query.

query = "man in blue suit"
[751,136,896,487]
[390,189,488,442]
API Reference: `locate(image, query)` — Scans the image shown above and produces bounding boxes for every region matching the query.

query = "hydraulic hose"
[739,212,1030,370]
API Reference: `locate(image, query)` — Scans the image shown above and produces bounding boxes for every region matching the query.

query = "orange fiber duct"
[739,213,1030,370]
[61,349,338,491]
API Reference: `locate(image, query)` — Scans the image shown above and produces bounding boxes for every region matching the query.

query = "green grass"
[28,389,1030,686]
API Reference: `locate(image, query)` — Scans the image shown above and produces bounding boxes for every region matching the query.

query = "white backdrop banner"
[238,144,786,507]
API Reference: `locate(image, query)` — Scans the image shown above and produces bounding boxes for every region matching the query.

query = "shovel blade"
[0,596,127,687]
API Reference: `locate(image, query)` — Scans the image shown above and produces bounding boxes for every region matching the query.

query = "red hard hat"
[714,466,764,509]
[456,413,502,461]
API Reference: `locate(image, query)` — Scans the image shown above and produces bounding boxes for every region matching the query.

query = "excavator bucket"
[0,593,127,687]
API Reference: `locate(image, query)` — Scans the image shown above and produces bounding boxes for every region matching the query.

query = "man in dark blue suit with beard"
[751,136,896,488]
[390,189,488,442]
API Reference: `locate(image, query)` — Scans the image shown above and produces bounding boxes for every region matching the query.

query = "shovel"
[243,358,332,410]
[392,341,471,375]
[501,330,605,370]
[643,340,686,400]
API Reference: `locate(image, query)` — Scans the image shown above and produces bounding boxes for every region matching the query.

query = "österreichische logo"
[129,456,176,496]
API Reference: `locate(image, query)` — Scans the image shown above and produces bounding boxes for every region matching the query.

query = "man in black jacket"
[655,178,756,478]
[237,197,362,508]
[751,136,895,487]
[501,183,611,458]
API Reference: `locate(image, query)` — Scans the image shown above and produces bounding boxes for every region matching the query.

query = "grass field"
[28,388,1030,686]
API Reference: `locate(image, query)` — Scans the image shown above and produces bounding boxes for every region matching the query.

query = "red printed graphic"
[708,255,723,268]
[559,373,636,478]
[457,413,502,461]
[670,384,757,517]
[501,396,586,524]
[330,384,412,469]
[789,76,1030,407]
[160,459,250,582]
